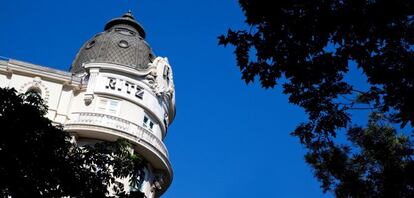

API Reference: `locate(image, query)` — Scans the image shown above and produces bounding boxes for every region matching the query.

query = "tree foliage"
[219,0,414,196]
[0,87,145,197]
[306,113,414,197]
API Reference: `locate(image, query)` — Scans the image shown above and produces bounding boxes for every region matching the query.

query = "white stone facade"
[0,54,175,197]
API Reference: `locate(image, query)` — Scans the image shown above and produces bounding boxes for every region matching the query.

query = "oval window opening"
[118,40,129,48]
[86,40,95,49]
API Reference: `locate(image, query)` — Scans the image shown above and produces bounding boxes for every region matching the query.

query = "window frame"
[95,97,121,116]
[143,115,155,131]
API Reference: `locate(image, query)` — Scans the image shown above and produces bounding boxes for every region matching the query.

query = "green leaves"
[0,88,145,197]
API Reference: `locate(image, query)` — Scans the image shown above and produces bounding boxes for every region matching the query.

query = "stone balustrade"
[67,112,168,157]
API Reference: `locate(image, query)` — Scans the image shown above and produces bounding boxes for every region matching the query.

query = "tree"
[219,0,414,196]
[305,113,414,197]
[0,87,145,198]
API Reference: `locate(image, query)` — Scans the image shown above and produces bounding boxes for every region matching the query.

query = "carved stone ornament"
[84,94,94,105]
[80,73,90,86]
[145,69,158,90]
[19,76,50,103]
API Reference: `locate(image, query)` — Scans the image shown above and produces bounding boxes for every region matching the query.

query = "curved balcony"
[64,112,173,195]
[65,112,168,157]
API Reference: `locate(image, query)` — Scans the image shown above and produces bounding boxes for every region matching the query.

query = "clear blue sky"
[0,0,333,197]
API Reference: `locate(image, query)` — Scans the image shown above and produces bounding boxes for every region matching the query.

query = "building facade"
[0,11,175,198]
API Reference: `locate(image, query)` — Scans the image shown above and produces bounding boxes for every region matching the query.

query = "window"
[85,40,95,49]
[96,98,120,115]
[143,115,154,130]
[108,100,119,114]
[118,40,129,48]
[97,98,107,112]
[143,116,149,126]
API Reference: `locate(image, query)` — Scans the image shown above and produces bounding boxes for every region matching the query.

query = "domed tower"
[65,11,175,197]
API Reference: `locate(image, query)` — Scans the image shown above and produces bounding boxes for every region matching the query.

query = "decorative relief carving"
[19,76,50,104]
[84,94,94,105]
[145,69,158,92]
[80,73,89,86]
[150,57,175,100]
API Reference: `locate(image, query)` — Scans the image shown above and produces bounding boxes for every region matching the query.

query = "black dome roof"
[70,11,154,73]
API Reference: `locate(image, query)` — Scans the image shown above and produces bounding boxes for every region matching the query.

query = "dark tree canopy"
[0,88,145,197]
[220,0,414,196]
[306,113,414,197]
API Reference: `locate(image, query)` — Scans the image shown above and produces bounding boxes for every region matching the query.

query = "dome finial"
[124,10,134,19]
[104,11,146,38]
